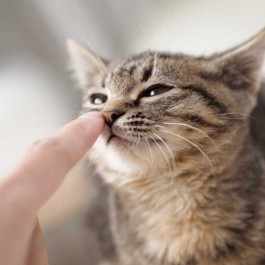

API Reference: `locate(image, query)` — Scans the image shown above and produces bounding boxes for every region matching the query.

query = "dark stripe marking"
[135,93,189,109]
[186,257,197,265]
[223,226,249,244]
[101,77,106,88]
[128,65,137,75]
[172,113,226,132]
[258,258,265,265]
[214,241,237,261]
[141,64,154,82]
[180,85,228,113]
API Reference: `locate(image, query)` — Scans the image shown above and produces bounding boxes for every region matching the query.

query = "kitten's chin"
[103,131,144,153]
[92,135,151,175]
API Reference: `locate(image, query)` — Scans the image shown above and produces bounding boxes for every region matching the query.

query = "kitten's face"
[68,30,265,178]
[81,53,228,173]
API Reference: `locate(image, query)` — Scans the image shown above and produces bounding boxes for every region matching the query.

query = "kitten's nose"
[102,110,124,127]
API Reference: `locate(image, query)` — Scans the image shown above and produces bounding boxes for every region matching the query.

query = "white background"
[0,1,264,264]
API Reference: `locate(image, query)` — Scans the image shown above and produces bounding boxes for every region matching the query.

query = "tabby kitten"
[67,29,265,265]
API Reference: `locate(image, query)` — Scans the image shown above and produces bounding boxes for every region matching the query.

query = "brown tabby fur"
[67,29,265,265]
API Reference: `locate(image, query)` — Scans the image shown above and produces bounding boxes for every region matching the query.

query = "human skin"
[0,112,105,265]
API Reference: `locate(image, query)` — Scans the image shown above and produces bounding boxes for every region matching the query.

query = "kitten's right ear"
[67,39,107,88]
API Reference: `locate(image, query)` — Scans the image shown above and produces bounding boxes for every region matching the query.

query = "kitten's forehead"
[102,51,197,96]
[103,51,155,95]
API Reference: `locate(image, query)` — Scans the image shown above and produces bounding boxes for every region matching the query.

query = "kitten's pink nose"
[102,110,124,127]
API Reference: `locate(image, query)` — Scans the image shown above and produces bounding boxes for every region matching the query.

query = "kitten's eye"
[90,93,107,105]
[139,84,173,98]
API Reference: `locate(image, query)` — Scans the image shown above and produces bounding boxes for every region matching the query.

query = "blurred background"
[0,0,264,264]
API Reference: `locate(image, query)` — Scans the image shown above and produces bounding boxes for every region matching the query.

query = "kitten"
[67,29,265,265]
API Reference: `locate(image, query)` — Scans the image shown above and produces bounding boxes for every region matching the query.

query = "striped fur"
[68,29,265,265]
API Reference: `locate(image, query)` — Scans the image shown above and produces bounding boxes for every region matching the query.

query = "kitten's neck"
[110,137,264,264]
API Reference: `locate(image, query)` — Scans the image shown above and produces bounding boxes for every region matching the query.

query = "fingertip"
[78,111,105,121]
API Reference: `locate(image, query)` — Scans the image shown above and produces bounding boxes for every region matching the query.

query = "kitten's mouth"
[107,133,128,145]
[107,134,117,143]
[107,133,163,146]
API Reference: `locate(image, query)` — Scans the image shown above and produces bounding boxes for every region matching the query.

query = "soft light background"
[0,0,264,264]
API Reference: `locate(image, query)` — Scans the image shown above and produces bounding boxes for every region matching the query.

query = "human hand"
[0,112,104,265]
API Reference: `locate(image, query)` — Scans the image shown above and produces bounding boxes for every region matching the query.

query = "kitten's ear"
[209,28,265,94]
[67,39,107,88]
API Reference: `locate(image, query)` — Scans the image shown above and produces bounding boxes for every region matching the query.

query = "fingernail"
[78,112,104,120]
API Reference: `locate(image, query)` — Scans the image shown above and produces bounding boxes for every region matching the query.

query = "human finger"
[2,112,104,212]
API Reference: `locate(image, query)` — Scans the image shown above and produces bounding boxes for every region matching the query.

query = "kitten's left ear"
[209,28,265,94]
[67,39,107,88]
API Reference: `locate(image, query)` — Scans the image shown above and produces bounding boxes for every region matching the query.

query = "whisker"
[157,127,215,176]
[144,137,154,166]
[153,132,176,174]
[160,122,218,150]
[152,10,171,76]
[129,131,141,151]
[167,105,182,112]
[149,134,173,176]
[218,112,259,122]
[130,135,139,150]
[152,132,181,198]
[218,117,247,121]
